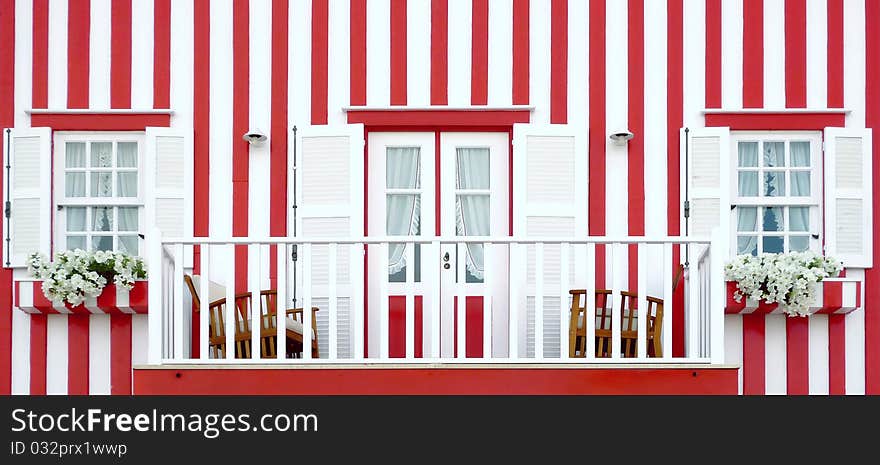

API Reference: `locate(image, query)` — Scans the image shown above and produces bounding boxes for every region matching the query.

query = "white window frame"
[53,131,146,256]
[729,131,823,256]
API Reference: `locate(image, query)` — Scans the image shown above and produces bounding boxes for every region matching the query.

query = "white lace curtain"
[455,148,490,279]
[386,147,421,274]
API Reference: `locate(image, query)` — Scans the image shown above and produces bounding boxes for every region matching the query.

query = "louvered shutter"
[293,125,364,359]
[823,127,873,268]
[144,127,194,266]
[512,124,587,358]
[2,127,51,267]
[682,127,731,244]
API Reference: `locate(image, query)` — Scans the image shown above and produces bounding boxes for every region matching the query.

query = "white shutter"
[3,127,51,268]
[823,127,872,268]
[144,127,194,265]
[682,127,731,243]
[292,125,364,358]
[512,124,586,357]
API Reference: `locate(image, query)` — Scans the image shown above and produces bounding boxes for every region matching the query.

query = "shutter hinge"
[291,244,298,262]
[683,200,690,219]
[4,200,9,219]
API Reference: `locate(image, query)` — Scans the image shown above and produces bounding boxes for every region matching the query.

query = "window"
[386,146,422,282]
[455,147,490,283]
[731,132,821,255]
[55,133,145,256]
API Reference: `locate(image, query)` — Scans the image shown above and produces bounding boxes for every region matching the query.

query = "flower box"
[14,280,149,315]
[724,280,860,316]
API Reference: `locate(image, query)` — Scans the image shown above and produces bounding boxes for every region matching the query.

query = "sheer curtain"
[738,142,759,196]
[456,148,490,280]
[386,147,421,274]
[790,142,811,196]
[65,142,86,197]
[737,207,758,255]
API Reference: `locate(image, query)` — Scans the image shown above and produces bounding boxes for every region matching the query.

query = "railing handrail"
[157,235,714,246]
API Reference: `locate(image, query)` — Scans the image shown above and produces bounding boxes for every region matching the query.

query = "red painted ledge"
[704,110,846,130]
[345,107,532,127]
[134,366,739,395]
[29,111,172,130]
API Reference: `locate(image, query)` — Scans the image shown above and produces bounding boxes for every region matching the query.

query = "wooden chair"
[568,289,664,358]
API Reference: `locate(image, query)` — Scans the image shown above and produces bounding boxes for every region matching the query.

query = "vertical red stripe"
[435,131,441,235]
[865,0,880,394]
[742,0,763,108]
[232,0,249,292]
[312,0,329,121]
[431,0,447,105]
[388,296,423,358]
[704,0,721,108]
[627,0,644,291]
[828,314,846,394]
[110,0,132,108]
[826,0,843,108]
[785,317,809,394]
[350,0,367,106]
[588,0,605,288]
[30,315,47,395]
[153,0,171,108]
[271,0,288,239]
[667,0,684,357]
[110,314,132,395]
[32,0,49,108]
[512,0,529,105]
[465,296,484,358]
[784,0,806,108]
[742,314,766,395]
[550,0,567,124]
[67,317,89,394]
[67,0,90,108]
[0,0,13,394]
[390,0,407,105]
[193,0,209,239]
[471,0,488,105]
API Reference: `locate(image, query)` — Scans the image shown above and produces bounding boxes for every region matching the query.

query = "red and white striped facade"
[1,0,880,396]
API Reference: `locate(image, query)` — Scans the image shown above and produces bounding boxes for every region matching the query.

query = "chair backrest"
[568,289,664,358]
[568,289,613,358]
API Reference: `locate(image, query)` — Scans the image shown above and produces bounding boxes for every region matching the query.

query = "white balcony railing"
[147,228,726,365]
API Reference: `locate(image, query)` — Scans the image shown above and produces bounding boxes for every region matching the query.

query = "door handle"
[443,252,450,269]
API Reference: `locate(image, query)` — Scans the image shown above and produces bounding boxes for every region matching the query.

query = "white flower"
[25,249,147,306]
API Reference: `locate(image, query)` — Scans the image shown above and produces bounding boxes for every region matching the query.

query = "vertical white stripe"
[843,0,865,126]
[529,0,550,124]
[724,315,744,394]
[48,0,68,108]
[406,0,430,106]
[46,315,68,395]
[808,314,830,395]
[805,0,827,109]
[367,0,390,106]
[290,0,311,124]
[88,315,110,395]
[644,0,667,242]
[683,0,705,124]
[250,0,271,243]
[130,314,148,367]
[89,0,111,108]
[845,269,865,394]
[447,0,471,106]
[328,0,351,123]
[567,0,588,129]
[209,0,233,241]
[721,0,743,109]
[130,0,154,109]
[764,315,787,395]
[11,311,31,394]
[763,0,785,108]
[14,0,32,127]
[605,0,627,258]
[487,0,512,106]
[170,0,193,124]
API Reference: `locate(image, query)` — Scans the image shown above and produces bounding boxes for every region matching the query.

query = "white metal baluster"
[457,242,467,359]
[352,243,364,360]
[535,243,544,360]
[249,244,262,361]
[276,244,287,360]
[560,242,569,359]
[585,243,596,359]
[482,242,492,359]
[429,240,441,359]
[662,242,673,360]
[405,242,415,360]
[687,245,700,359]
[509,242,519,359]
[225,244,236,360]
[328,243,338,360]
[173,243,185,360]
[610,243,621,360]
[302,243,313,360]
[636,243,647,361]
[379,243,389,359]
[147,229,163,364]
[199,245,210,360]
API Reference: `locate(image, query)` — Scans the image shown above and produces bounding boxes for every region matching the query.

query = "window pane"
[789,207,810,232]
[737,236,758,256]
[91,172,113,197]
[93,207,113,231]
[456,148,490,189]
[737,172,758,196]
[763,171,785,196]
[790,141,810,167]
[90,142,112,167]
[118,142,138,167]
[118,172,138,197]
[92,236,114,251]
[66,235,86,251]
[65,172,86,197]
[790,236,810,251]
[763,142,785,167]
[762,207,784,231]
[790,172,810,196]
[65,142,86,167]
[738,142,759,167]
[763,236,784,253]
[119,235,138,255]
[66,207,87,231]
[386,147,420,188]
[737,207,758,231]
[118,207,138,231]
